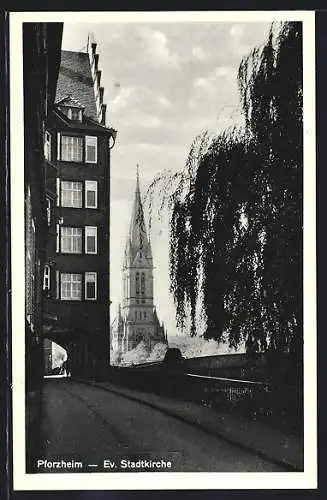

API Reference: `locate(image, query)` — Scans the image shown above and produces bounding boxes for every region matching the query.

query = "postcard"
[9,10,316,491]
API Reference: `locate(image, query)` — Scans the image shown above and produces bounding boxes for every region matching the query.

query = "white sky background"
[62,21,271,344]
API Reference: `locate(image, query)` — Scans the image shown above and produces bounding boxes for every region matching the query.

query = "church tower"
[111,167,167,357]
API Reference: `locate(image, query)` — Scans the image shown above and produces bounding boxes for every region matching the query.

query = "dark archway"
[43,314,109,380]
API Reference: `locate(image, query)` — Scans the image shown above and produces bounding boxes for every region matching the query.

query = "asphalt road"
[37,379,286,473]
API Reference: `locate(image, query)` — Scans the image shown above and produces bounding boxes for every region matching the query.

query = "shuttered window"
[85,136,97,163]
[85,180,97,208]
[85,272,97,300]
[85,226,97,254]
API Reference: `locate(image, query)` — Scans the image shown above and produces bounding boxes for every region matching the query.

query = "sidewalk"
[76,378,304,471]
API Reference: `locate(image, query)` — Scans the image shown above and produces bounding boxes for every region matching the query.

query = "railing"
[106,365,301,436]
[115,360,162,369]
[184,372,269,405]
[108,365,269,407]
[155,371,269,413]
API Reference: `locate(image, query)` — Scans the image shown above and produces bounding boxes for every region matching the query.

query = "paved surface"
[38,379,287,473]
[89,378,303,471]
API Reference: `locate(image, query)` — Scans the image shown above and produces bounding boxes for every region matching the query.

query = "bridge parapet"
[103,361,302,437]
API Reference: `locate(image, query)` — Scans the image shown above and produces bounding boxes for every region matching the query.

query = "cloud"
[119,114,162,130]
[192,46,209,61]
[157,95,172,109]
[139,115,162,128]
[214,66,233,77]
[108,85,173,123]
[138,27,179,68]
[193,76,210,91]
[229,22,268,57]
[109,87,136,112]
[230,24,245,39]
[193,65,235,92]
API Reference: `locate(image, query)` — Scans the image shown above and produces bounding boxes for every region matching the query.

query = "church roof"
[153,307,160,325]
[111,303,124,329]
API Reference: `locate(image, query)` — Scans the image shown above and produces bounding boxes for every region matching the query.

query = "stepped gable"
[55,50,97,120]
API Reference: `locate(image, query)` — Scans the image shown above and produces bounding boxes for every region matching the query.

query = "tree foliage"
[148,22,303,357]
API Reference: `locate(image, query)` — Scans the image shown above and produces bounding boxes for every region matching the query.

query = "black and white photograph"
[9,10,316,491]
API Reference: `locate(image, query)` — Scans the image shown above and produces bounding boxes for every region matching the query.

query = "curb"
[73,378,302,472]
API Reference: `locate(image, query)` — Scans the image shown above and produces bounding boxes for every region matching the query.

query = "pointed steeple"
[125,165,152,266]
[153,306,159,325]
[136,162,140,188]
[130,165,146,244]
[112,165,168,357]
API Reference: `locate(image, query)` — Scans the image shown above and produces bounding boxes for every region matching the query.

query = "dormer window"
[59,105,83,122]
[70,107,82,121]
[62,107,82,121]
[58,98,83,122]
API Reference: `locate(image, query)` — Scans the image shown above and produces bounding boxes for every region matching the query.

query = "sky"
[62,19,271,342]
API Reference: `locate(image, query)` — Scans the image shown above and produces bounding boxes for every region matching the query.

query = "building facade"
[42,35,117,378]
[23,21,63,470]
[111,170,167,358]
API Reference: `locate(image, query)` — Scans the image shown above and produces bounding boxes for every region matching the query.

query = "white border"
[10,10,317,491]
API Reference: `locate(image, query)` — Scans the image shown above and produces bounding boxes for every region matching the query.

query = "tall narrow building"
[23,22,63,470]
[42,34,117,378]
[111,168,167,357]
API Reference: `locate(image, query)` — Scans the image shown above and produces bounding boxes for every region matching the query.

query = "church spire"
[112,164,168,357]
[125,165,151,265]
[136,163,140,188]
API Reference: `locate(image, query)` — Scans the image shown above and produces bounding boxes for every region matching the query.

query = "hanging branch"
[144,22,303,359]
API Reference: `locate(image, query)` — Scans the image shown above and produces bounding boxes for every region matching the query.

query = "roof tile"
[57,95,85,109]
[55,50,97,120]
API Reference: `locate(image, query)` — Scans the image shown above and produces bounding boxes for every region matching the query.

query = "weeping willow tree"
[236,21,303,359]
[148,22,303,364]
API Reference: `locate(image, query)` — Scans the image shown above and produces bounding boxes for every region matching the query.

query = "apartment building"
[42,35,117,378]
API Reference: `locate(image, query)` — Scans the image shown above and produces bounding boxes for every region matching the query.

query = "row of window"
[56,226,97,254]
[59,134,97,163]
[45,132,98,164]
[57,180,98,209]
[44,267,97,301]
[134,310,147,320]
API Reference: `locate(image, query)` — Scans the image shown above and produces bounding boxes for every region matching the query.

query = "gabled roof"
[55,50,97,120]
[57,94,85,109]
[52,106,110,133]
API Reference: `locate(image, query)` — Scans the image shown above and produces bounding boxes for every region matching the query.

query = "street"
[36,379,287,473]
